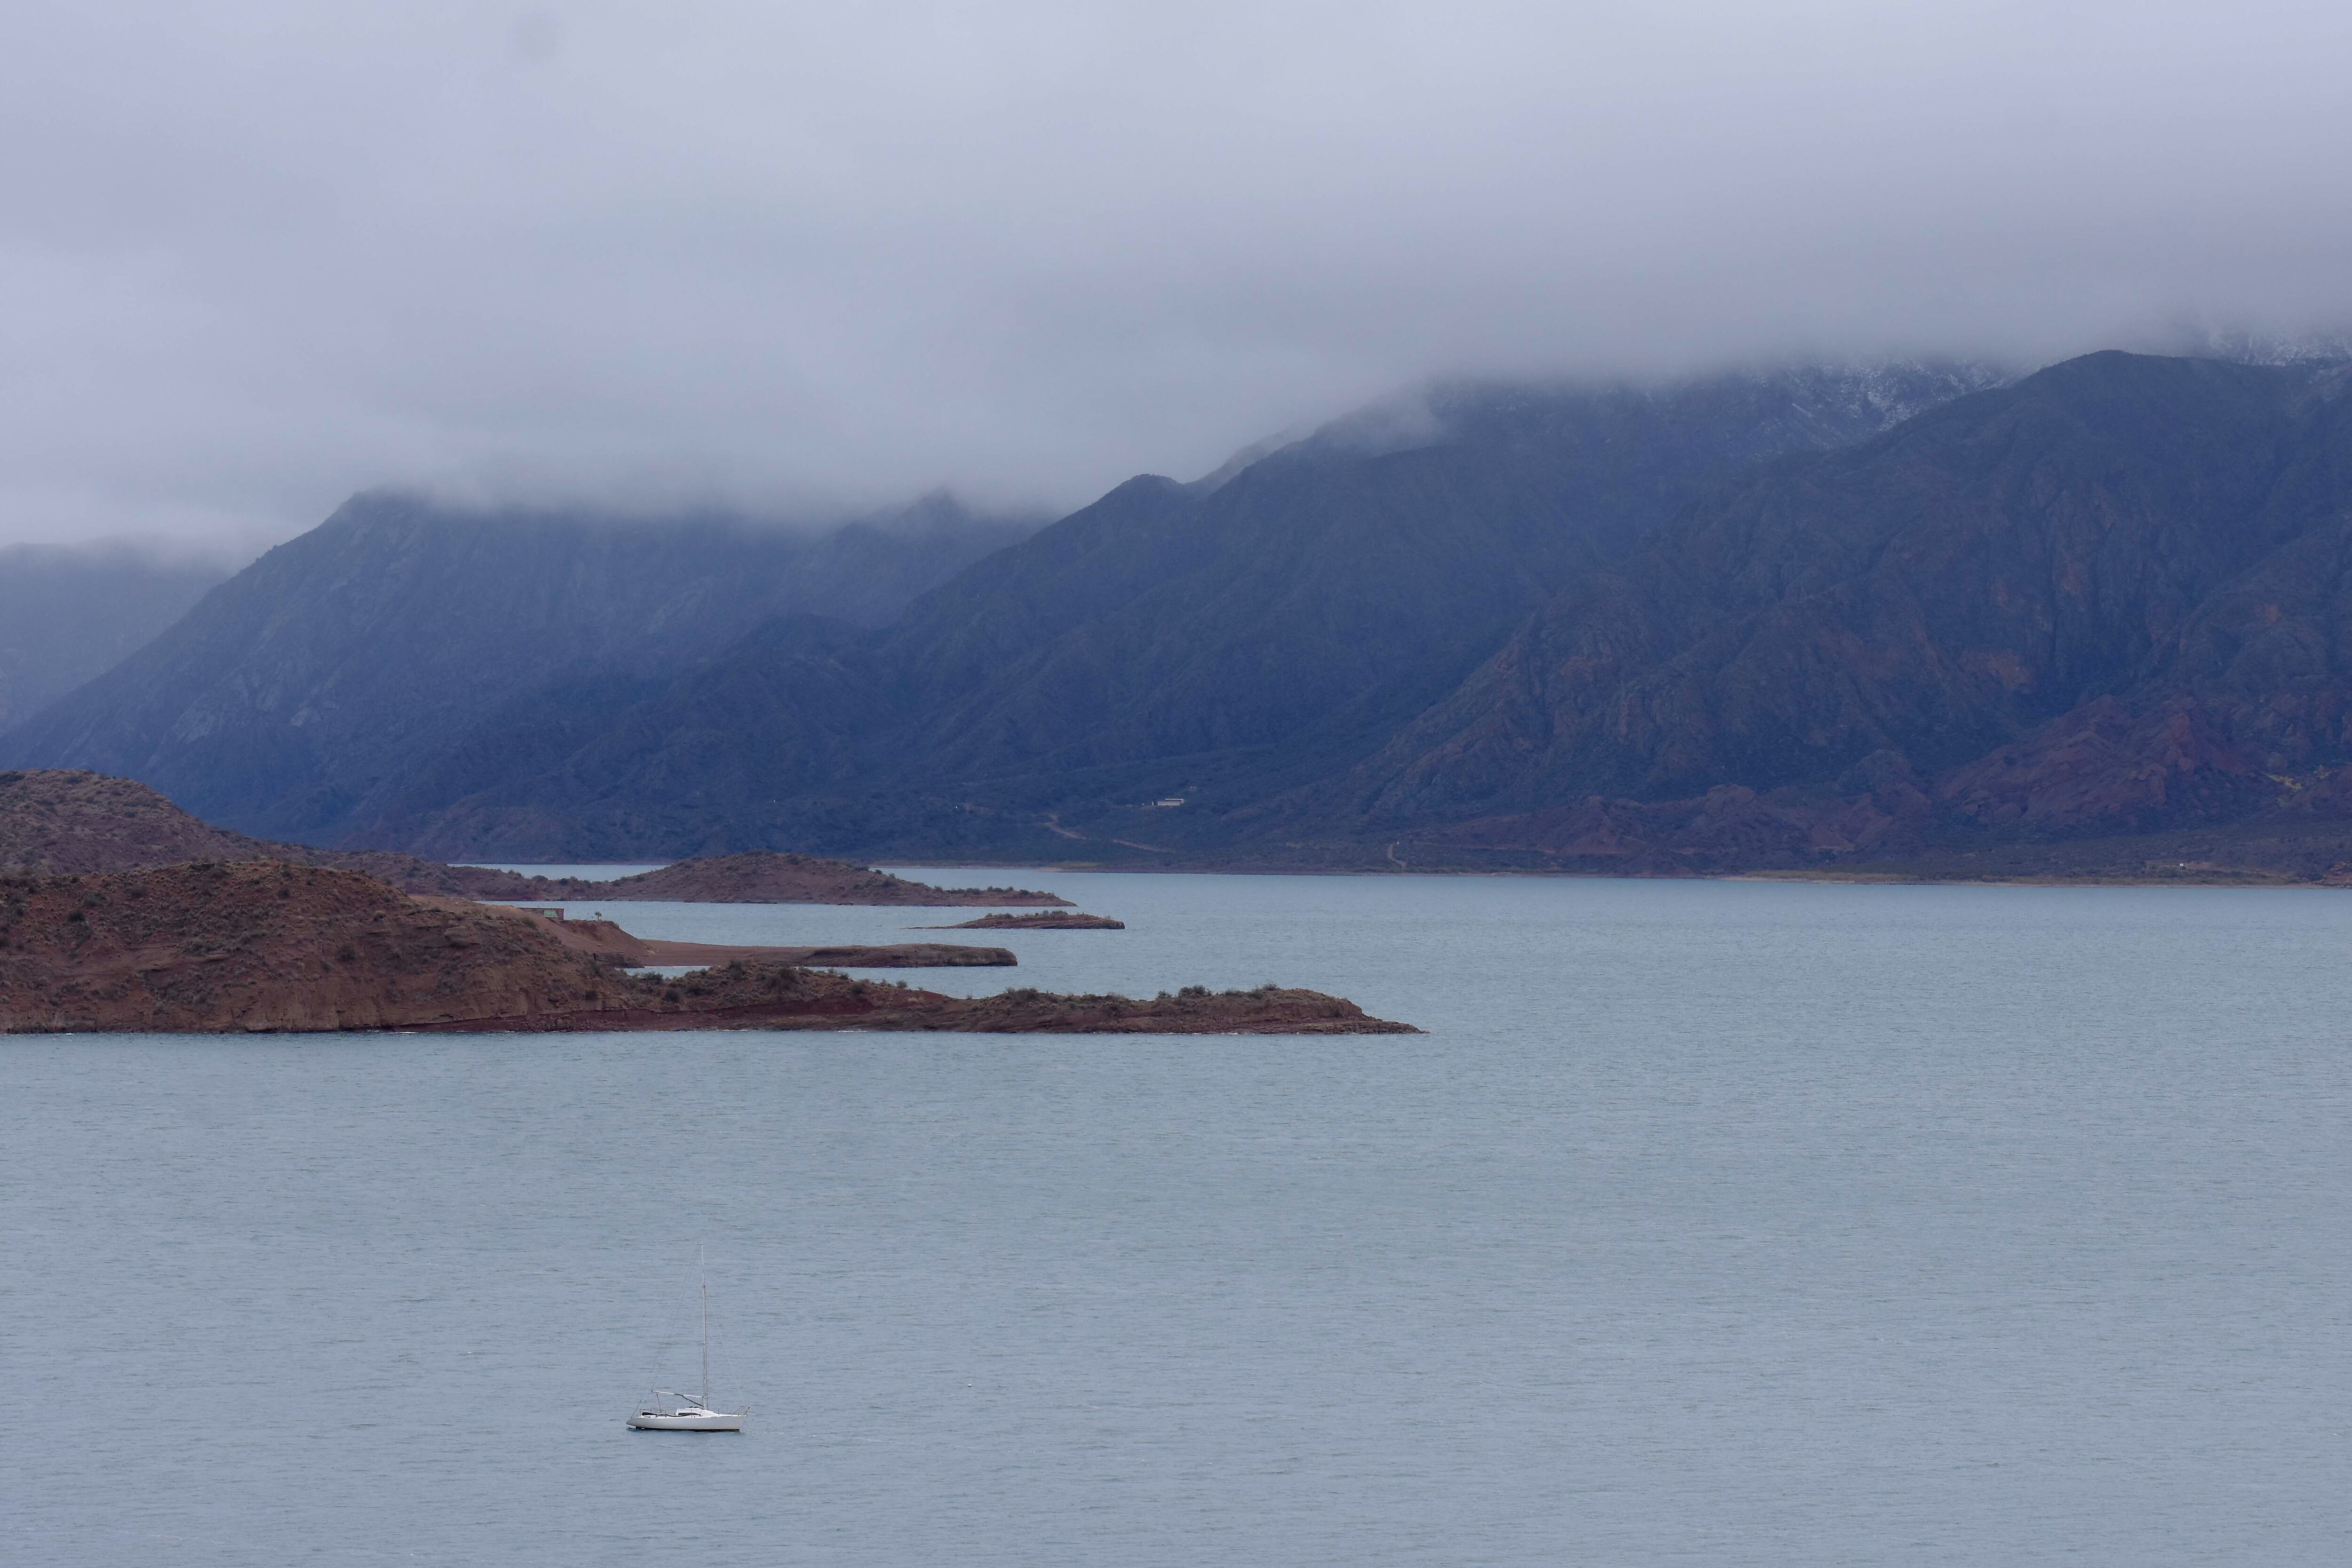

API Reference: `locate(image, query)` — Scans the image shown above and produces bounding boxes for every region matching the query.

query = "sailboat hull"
[627,1410,746,1432]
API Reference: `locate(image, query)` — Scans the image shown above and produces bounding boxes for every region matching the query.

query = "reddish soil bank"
[919,911,1126,930]
[0,863,1407,1034]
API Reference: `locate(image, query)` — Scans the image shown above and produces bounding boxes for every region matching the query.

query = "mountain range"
[15,349,2352,881]
[1,493,1036,844]
[308,360,2010,860]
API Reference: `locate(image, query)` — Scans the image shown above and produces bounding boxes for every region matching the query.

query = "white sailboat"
[628,1253,747,1432]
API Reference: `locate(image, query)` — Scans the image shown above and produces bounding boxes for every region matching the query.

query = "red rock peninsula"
[0,862,1410,1035]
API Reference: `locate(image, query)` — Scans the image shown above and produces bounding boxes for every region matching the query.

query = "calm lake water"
[6,872,2350,1565]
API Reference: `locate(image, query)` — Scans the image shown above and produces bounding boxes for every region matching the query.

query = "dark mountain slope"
[1335,352,2352,848]
[889,366,2007,789]
[1929,381,2352,836]
[0,544,231,732]
[384,363,2000,858]
[2,492,1035,843]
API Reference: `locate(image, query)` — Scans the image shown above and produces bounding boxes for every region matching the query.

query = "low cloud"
[3,0,2347,544]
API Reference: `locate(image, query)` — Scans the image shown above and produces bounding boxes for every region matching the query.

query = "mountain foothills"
[16,351,2352,882]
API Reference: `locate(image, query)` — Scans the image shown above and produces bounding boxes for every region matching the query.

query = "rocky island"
[508,851,1070,906]
[920,911,1126,930]
[0,862,1409,1035]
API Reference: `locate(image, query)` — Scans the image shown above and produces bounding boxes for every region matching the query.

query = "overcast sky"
[4,0,2348,548]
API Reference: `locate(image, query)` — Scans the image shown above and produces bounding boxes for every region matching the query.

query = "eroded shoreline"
[0,863,1412,1035]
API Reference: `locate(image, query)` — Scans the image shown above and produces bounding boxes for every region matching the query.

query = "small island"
[501,852,1072,907]
[0,862,1411,1035]
[917,911,1126,930]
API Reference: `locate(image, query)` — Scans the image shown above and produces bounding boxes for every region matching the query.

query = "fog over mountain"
[0,543,235,733]
[341,349,2352,880]
[3,1,2349,548]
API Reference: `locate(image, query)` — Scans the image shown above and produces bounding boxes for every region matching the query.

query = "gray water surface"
[5,873,2349,1564]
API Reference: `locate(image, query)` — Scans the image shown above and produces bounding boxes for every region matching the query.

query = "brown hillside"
[0,861,634,1032]
[0,769,541,893]
[0,769,252,875]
